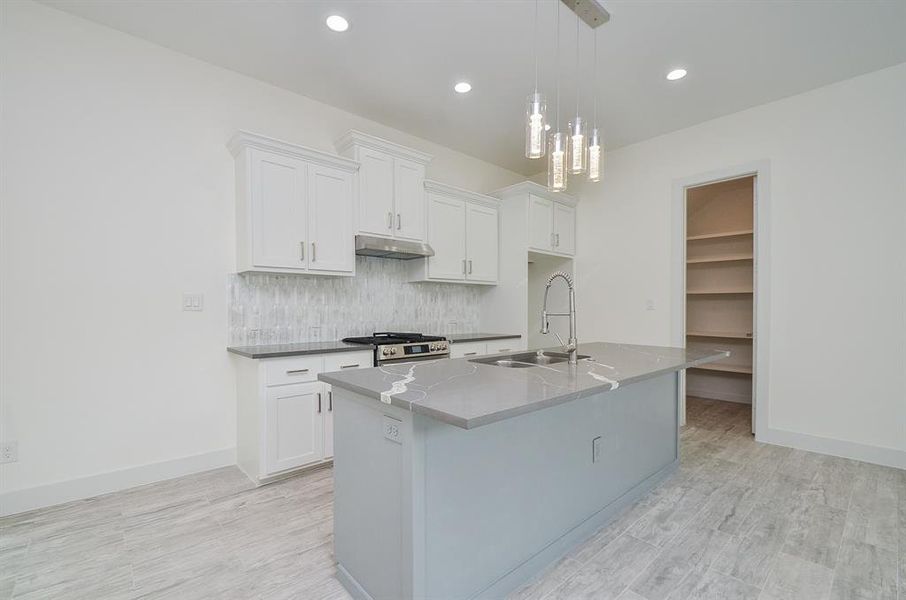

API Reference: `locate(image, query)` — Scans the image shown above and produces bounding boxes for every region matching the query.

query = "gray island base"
[319,342,727,600]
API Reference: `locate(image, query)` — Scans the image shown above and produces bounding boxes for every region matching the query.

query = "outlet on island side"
[592,436,602,463]
[0,441,18,464]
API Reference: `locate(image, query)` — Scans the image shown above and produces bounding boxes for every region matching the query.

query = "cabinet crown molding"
[491,181,578,207]
[229,131,359,173]
[334,130,433,165]
[424,179,500,208]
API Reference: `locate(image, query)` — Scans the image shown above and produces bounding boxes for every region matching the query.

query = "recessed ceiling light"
[666,68,687,81]
[325,15,349,32]
[454,81,472,94]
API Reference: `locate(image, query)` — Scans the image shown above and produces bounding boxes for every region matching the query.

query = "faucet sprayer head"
[546,271,574,287]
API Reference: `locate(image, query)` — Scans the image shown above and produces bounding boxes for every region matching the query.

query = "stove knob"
[430,344,437,351]
[382,348,391,356]
[389,347,397,355]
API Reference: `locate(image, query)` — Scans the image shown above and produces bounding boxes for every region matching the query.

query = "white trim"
[761,428,906,471]
[686,387,752,405]
[0,447,236,517]
[228,131,359,172]
[423,179,500,208]
[491,181,578,207]
[334,130,433,165]
[671,160,771,436]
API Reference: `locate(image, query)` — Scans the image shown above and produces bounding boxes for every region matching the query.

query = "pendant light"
[525,0,547,159]
[587,28,602,182]
[568,10,586,175]
[548,0,567,192]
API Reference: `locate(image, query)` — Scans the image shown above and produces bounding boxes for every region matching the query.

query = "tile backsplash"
[228,257,482,346]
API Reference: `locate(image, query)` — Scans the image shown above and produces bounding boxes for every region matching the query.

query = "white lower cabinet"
[265,382,324,474]
[449,338,524,359]
[235,350,371,484]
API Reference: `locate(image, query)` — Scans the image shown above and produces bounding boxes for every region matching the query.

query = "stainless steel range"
[341,332,450,366]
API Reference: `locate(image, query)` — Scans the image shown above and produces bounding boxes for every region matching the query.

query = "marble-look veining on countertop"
[320,342,730,429]
[228,256,481,346]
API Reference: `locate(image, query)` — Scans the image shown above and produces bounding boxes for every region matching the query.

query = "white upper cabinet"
[410,181,499,285]
[336,130,432,243]
[466,203,499,283]
[426,193,467,280]
[230,131,358,275]
[528,194,554,252]
[249,150,308,269]
[553,202,576,255]
[308,165,354,273]
[356,148,395,236]
[393,158,426,241]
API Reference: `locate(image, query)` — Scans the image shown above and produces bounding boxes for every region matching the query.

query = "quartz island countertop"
[319,341,728,429]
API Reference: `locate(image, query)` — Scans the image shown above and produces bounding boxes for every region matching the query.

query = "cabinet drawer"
[324,351,373,373]
[264,355,323,386]
[450,341,488,359]
[486,339,524,354]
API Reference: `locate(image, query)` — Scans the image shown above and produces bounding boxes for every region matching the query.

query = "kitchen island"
[319,341,727,600]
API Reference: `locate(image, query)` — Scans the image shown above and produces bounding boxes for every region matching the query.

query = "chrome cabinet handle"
[311,242,316,262]
[300,242,305,261]
[463,352,478,356]
[551,232,555,248]
[387,211,393,229]
[462,259,466,274]
[396,213,401,230]
[286,368,309,375]
[328,390,333,411]
[555,233,560,247]
[498,348,511,352]
[340,364,360,369]
[317,392,322,414]
[468,260,473,274]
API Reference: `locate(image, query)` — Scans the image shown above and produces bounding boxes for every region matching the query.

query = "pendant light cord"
[575,7,580,118]
[593,29,598,127]
[533,0,539,93]
[555,0,560,132]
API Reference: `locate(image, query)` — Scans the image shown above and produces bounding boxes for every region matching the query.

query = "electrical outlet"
[383,415,402,444]
[1,441,18,464]
[592,436,602,463]
[182,293,204,311]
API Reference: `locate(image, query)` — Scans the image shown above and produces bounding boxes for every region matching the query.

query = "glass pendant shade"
[587,127,602,182]
[547,131,568,192]
[568,117,587,174]
[525,92,547,159]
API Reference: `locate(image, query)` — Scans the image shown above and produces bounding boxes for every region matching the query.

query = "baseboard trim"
[686,387,752,404]
[0,447,236,517]
[760,427,906,471]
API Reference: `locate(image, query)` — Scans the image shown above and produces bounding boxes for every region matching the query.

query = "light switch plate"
[182,293,204,311]
[383,415,402,444]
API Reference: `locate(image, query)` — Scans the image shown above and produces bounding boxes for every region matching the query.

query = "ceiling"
[40,0,906,175]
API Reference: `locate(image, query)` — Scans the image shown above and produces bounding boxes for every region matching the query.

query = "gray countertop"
[319,342,729,429]
[227,341,367,359]
[227,332,522,359]
[446,333,522,343]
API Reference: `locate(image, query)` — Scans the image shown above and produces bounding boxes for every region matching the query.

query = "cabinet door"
[426,193,466,280]
[553,203,576,255]
[357,148,395,236]
[393,159,426,241]
[308,165,354,273]
[466,203,498,283]
[528,194,554,252]
[265,382,324,475]
[250,150,307,269]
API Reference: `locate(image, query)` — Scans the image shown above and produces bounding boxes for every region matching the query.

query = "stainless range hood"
[355,234,434,260]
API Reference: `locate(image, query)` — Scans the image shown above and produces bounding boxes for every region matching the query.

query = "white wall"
[0,0,522,509]
[572,63,906,467]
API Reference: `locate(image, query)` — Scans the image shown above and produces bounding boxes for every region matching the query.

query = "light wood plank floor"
[2,398,903,599]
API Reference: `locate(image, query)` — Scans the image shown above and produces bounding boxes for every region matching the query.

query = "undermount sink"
[470,351,591,368]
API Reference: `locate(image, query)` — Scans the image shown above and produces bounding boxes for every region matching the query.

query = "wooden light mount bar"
[561,0,611,28]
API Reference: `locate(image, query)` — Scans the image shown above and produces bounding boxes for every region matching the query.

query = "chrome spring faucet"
[541,271,578,364]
